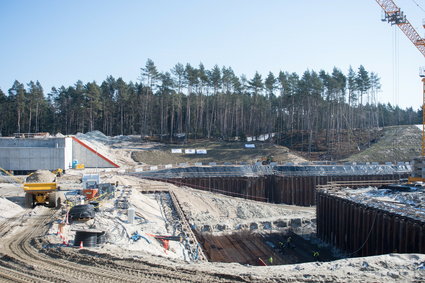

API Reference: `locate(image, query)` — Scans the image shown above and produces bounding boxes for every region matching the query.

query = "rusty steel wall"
[316,191,425,256]
[153,174,406,206]
[272,174,402,206]
[160,177,268,202]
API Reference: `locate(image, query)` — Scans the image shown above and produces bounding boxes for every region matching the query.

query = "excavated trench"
[132,164,425,260]
[195,231,339,266]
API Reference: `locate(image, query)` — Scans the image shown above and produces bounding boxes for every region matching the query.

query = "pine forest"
[0,59,420,148]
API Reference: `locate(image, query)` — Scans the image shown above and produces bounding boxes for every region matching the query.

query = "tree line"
[0,59,421,150]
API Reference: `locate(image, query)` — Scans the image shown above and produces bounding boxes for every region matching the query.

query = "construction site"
[0,125,423,282]
[1,1,425,282]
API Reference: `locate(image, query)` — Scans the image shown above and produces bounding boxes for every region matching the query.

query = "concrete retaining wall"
[0,137,72,170]
[0,136,118,171]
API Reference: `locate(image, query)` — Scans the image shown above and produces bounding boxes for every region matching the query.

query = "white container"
[128,207,135,224]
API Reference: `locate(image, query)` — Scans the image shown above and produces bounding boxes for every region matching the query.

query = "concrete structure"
[72,137,119,169]
[0,137,72,171]
[0,136,118,172]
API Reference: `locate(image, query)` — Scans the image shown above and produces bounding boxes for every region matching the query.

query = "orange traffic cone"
[79,241,83,249]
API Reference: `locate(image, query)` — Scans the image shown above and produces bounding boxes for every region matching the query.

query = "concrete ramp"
[72,137,119,168]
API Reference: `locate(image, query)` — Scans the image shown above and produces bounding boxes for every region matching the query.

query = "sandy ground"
[47,187,191,261]
[1,174,424,282]
[0,130,424,281]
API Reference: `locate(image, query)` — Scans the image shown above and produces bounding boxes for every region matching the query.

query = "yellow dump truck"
[24,182,61,208]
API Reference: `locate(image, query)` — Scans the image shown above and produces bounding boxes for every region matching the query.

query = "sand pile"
[26,170,56,183]
[199,252,425,282]
[0,174,21,184]
[0,197,24,219]
[75,131,137,167]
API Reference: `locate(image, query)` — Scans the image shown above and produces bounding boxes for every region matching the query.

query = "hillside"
[77,126,421,166]
[129,126,421,165]
[131,140,307,165]
[344,125,421,163]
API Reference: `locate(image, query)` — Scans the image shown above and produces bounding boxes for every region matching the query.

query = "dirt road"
[0,208,250,283]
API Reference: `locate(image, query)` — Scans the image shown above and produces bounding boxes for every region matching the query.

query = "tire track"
[0,263,49,283]
[4,210,146,282]
[0,208,249,282]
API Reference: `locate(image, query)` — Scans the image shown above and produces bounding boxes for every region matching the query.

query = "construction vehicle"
[81,174,100,200]
[82,188,99,200]
[52,168,63,177]
[258,155,274,165]
[1,167,62,209]
[376,0,425,182]
[24,182,61,208]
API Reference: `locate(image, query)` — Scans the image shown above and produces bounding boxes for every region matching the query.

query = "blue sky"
[1,0,425,109]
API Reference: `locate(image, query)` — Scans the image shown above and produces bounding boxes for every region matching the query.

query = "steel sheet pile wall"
[163,177,269,202]
[272,174,400,206]
[316,191,425,256]
[155,174,403,205]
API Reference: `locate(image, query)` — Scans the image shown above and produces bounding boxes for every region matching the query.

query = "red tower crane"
[376,0,425,56]
[376,0,425,181]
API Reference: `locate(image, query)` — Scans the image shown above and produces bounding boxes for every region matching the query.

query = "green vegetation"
[0,59,421,161]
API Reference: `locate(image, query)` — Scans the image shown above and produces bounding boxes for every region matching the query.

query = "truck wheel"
[56,197,62,209]
[48,192,57,208]
[25,193,34,208]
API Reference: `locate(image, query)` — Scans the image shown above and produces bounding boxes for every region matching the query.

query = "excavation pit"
[135,164,410,206]
[196,231,339,266]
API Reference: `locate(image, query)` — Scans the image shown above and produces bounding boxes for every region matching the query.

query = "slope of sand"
[345,125,421,163]
[172,185,315,233]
